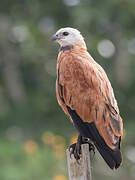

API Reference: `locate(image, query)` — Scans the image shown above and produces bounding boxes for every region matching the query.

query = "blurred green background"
[0,0,135,180]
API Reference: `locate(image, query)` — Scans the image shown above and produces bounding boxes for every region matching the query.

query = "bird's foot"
[69,135,95,162]
[69,143,81,162]
[82,137,95,154]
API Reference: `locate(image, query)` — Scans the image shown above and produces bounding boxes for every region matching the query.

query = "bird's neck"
[73,40,87,52]
[59,40,87,53]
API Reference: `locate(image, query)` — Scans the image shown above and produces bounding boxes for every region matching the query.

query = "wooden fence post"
[66,144,92,180]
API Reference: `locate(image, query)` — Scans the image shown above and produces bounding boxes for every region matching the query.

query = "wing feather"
[56,51,123,149]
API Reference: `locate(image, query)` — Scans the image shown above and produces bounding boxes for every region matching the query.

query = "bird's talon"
[89,143,95,154]
[69,142,81,161]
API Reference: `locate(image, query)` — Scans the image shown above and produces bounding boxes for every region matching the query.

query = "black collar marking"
[59,45,73,52]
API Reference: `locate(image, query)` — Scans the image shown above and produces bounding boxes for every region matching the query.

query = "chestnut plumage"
[53,27,123,169]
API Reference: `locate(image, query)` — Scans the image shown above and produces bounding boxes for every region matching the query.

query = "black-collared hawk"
[51,27,123,169]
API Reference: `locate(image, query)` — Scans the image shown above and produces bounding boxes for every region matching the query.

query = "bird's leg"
[69,134,82,161]
[82,137,95,154]
[69,134,95,161]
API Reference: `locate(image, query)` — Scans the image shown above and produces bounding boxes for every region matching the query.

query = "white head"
[51,27,85,47]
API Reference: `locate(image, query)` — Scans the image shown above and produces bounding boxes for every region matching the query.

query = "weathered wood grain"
[66,144,92,180]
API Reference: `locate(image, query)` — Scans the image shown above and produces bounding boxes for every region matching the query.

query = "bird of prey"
[51,27,123,169]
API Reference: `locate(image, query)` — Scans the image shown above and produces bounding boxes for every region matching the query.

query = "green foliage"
[0,138,67,180]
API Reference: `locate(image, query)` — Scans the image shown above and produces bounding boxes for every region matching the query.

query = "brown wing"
[56,52,123,149]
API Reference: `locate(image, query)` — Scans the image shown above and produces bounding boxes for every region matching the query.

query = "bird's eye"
[63,32,69,36]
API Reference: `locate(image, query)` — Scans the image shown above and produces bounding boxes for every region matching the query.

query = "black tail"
[96,145,122,169]
[66,105,122,169]
[87,123,122,169]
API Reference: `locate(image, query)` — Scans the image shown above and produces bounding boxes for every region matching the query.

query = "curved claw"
[84,137,95,154]
[89,143,95,154]
[69,143,76,158]
[69,135,95,163]
[69,143,81,161]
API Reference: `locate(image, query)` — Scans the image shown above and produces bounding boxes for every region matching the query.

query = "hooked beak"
[51,34,59,41]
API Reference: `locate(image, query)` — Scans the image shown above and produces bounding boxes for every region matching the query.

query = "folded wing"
[56,53,123,150]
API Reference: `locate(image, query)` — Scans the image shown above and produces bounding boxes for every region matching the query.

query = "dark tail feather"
[87,123,122,169]
[66,105,122,169]
[94,142,122,169]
